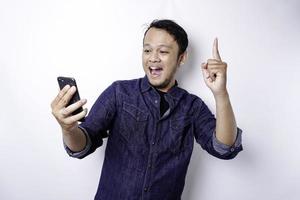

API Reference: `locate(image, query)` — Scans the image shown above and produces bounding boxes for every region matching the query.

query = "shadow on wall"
[176,42,208,199]
[176,42,199,85]
[175,42,251,199]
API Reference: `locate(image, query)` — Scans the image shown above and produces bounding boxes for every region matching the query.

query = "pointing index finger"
[213,37,222,61]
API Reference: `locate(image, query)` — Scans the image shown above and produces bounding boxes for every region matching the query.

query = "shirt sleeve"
[63,82,117,159]
[193,99,243,160]
[212,127,243,156]
[63,126,93,159]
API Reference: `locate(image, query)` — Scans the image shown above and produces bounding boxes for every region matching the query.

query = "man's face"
[142,28,182,92]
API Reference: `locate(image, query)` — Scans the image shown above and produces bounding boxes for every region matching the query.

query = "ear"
[178,51,188,66]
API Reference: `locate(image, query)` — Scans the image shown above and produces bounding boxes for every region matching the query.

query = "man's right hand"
[51,85,88,135]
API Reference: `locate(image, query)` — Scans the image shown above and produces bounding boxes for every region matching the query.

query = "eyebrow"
[143,44,173,49]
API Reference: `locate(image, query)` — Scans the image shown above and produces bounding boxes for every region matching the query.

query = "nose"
[149,51,160,63]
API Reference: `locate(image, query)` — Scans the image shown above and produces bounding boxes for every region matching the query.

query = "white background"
[1,0,299,199]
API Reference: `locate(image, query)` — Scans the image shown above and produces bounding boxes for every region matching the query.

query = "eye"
[143,49,151,53]
[160,50,169,54]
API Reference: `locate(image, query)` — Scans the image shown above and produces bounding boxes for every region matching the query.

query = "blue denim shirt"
[64,76,243,200]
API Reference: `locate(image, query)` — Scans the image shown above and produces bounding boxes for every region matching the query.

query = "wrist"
[213,89,229,99]
[62,124,78,136]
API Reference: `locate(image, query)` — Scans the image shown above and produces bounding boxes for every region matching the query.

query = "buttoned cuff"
[63,126,92,158]
[212,127,242,155]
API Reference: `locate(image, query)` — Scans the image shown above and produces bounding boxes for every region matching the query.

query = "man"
[51,19,242,200]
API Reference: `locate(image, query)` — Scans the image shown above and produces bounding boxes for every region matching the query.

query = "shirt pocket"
[119,102,148,145]
[170,116,193,153]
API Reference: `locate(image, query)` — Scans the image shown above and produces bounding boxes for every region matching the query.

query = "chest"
[112,93,195,154]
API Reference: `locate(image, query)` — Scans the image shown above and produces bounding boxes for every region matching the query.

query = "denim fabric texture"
[65,76,243,200]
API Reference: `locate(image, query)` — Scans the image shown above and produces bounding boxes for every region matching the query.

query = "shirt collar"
[141,75,152,92]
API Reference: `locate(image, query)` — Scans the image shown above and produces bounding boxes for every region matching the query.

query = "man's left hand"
[201,38,228,96]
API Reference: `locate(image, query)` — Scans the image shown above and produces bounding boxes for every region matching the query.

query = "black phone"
[57,76,85,122]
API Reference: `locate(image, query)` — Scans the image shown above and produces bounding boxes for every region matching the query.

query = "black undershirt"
[155,89,169,117]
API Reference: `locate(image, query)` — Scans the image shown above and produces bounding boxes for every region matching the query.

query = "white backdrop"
[1,0,299,199]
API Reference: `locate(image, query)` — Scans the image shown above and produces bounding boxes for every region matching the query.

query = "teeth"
[149,66,162,70]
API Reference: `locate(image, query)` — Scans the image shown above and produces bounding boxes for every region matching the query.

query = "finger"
[209,70,218,81]
[202,69,213,82]
[201,63,214,83]
[64,108,88,124]
[51,85,71,108]
[58,107,68,119]
[207,63,227,73]
[207,67,224,81]
[57,86,77,108]
[202,62,213,79]
[213,38,222,61]
[207,59,222,64]
[207,65,226,71]
[208,67,225,75]
[63,99,87,116]
[201,63,210,79]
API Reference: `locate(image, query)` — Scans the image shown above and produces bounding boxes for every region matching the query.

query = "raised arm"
[201,38,237,146]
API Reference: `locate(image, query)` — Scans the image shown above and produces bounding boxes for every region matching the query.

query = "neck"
[155,79,176,93]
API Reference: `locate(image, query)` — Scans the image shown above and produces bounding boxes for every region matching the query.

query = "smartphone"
[57,76,85,122]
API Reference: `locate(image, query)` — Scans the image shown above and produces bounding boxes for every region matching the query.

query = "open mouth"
[149,66,163,77]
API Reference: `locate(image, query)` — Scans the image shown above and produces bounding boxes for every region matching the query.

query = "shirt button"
[154,100,158,104]
[230,147,235,152]
[152,141,155,145]
[144,187,148,192]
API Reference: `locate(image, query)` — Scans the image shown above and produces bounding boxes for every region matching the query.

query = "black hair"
[143,19,189,57]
